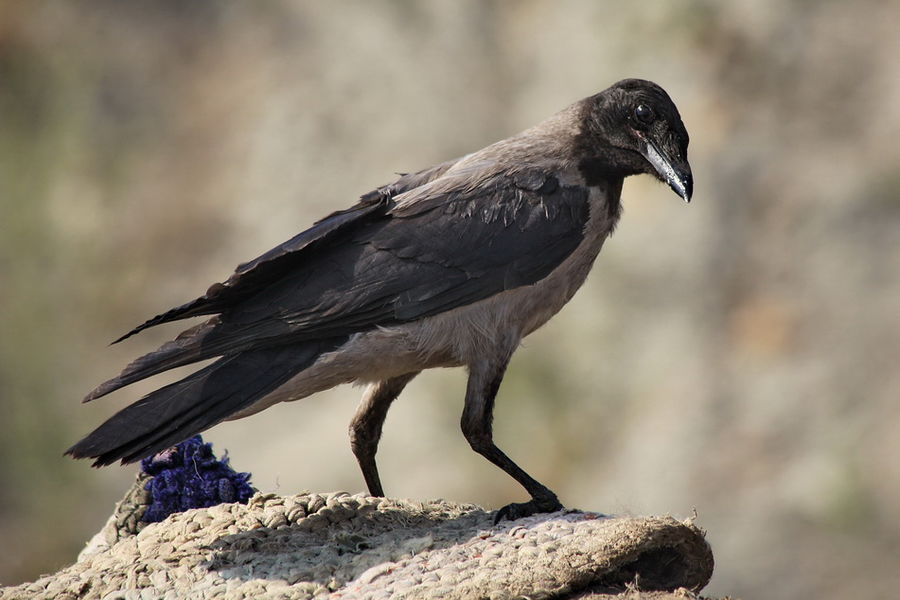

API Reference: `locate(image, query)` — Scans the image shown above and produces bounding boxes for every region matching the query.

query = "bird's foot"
[494,494,563,524]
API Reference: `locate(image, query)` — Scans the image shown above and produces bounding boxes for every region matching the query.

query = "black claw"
[493,495,564,524]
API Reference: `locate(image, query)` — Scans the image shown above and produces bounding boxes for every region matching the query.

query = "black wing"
[111,160,460,344]
[87,167,590,400]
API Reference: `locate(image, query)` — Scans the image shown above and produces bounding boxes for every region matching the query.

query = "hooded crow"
[67,79,692,521]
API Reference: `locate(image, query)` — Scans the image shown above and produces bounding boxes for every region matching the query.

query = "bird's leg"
[461,358,564,523]
[349,372,419,497]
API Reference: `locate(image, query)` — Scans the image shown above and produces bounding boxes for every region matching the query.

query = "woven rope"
[3,480,714,600]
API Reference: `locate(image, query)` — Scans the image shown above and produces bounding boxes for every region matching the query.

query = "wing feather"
[88,166,590,400]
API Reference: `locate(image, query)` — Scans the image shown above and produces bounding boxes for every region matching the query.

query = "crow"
[68,79,692,521]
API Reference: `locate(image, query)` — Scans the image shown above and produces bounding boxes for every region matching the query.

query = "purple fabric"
[140,435,254,523]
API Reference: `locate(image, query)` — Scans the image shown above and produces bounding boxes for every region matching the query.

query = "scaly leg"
[461,358,563,522]
[349,372,419,496]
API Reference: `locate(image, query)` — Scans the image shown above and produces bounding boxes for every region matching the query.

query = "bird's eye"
[634,104,654,125]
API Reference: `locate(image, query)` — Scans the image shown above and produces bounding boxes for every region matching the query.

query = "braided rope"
[3,481,713,600]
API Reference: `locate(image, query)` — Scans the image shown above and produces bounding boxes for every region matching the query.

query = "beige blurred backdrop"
[2,1,899,598]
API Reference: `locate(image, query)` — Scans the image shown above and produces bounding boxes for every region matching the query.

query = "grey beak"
[644,141,693,203]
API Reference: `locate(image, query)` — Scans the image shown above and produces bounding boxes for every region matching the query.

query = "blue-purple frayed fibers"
[140,435,254,523]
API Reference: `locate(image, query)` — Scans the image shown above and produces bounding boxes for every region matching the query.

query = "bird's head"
[578,79,692,202]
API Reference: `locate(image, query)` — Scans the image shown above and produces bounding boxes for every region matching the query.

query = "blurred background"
[1,1,898,598]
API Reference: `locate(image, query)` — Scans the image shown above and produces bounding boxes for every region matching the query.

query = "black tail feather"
[110,194,392,345]
[66,338,345,466]
[86,319,222,402]
[111,296,216,345]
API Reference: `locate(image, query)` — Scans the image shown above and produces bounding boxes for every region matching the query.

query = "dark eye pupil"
[635,104,653,123]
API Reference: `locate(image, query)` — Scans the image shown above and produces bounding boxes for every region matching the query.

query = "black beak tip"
[680,172,693,203]
[642,140,693,204]
[667,169,692,203]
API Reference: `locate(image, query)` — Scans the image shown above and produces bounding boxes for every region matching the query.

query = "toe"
[494,496,563,523]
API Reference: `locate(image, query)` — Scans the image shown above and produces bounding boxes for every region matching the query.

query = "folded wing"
[87,165,590,401]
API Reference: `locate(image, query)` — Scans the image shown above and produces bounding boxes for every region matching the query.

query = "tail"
[66,338,344,466]
[85,317,292,402]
